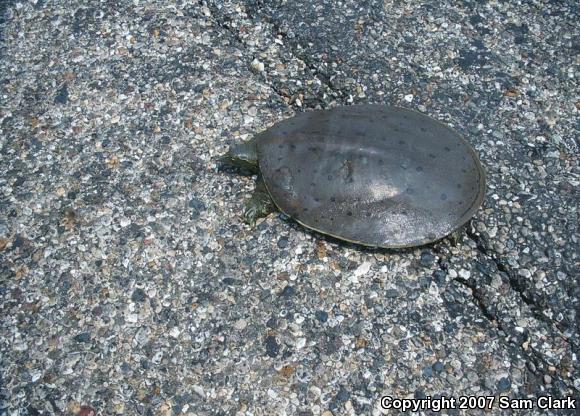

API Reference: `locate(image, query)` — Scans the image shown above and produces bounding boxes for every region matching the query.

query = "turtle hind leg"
[218,138,259,175]
[244,177,276,226]
[449,227,465,247]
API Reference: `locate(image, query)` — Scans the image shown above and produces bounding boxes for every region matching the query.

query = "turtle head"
[217,139,259,175]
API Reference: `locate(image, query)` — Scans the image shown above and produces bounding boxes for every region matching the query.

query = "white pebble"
[193,384,205,398]
[295,337,306,349]
[234,319,247,330]
[251,58,264,73]
[458,269,471,279]
[354,261,372,277]
[31,370,42,382]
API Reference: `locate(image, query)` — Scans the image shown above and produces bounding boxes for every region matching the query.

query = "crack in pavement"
[242,4,348,107]
[453,275,500,327]
[203,1,344,110]
[200,1,294,108]
[433,232,574,391]
[448,230,576,391]
[452,276,573,393]
[464,228,576,349]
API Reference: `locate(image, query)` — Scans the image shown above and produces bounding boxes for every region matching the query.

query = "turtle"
[219,104,485,248]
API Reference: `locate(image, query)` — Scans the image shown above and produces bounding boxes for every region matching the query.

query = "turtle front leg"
[244,177,277,226]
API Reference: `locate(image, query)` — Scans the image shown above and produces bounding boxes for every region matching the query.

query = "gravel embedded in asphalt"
[0,1,577,415]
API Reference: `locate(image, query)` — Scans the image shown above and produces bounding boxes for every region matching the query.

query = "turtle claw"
[243,204,259,227]
[243,181,276,227]
[243,196,273,227]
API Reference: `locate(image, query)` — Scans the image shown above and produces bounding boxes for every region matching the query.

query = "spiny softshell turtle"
[219,104,485,248]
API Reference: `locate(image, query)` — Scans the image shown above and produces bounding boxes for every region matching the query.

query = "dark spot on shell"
[310,182,315,187]
[429,153,436,158]
[406,188,414,194]
[278,144,283,149]
[420,127,426,132]
[330,197,336,202]
[314,197,320,202]
[366,212,371,217]
[394,127,400,132]
[278,157,282,161]
[347,211,353,216]
[330,217,334,221]
[303,208,308,212]
[402,211,408,216]
[398,139,405,145]
[461,168,467,173]
[378,159,384,165]
[313,169,318,173]
[444,146,451,152]
[290,144,296,150]
[456,184,462,189]
[440,193,448,201]
[416,166,423,172]
[282,130,288,135]
[327,175,333,180]
[297,169,301,173]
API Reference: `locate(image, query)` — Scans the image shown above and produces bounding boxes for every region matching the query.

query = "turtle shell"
[257,105,485,248]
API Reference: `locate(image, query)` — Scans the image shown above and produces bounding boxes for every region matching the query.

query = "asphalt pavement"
[0,1,578,415]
